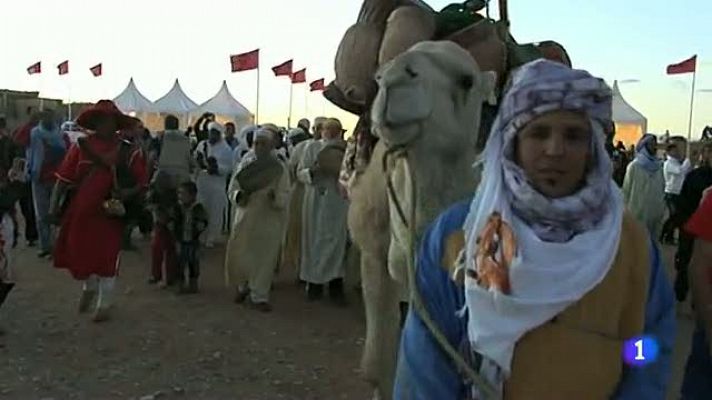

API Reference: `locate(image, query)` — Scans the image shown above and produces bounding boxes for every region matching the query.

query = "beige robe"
[281,139,313,272]
[622,160,666,238]
[224,157,290,303]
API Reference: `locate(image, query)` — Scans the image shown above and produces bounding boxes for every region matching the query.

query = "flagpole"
[305,86,309,120]
[288,82,294,128]
[687,69,697,155]
[67,72,72,121]
[255,65,261,125]
[37,68,44,112]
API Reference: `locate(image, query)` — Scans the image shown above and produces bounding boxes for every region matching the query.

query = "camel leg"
[360,249,401,400]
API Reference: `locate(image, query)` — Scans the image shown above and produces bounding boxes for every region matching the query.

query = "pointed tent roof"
[113,78,154,113]
[153,79,198,114]
[192,81,252,121]
[612,81,647,127]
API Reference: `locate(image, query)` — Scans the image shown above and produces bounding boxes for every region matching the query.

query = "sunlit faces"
[515,110,592,199]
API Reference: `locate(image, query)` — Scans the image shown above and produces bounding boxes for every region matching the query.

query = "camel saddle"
[327,0,571,114]
[327,0,572,167]
[235,156,283,194]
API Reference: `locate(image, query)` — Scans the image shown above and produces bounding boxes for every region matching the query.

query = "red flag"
[57,60,69,75]
[27,62,41,75]
[291,68,306,84]
[231,49,259,72]
[272,59,293,77]
[667,55,697,75]
[309,78,325,91]
[90,63,103,77]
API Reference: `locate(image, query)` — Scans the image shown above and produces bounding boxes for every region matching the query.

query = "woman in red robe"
[49,100,148,322]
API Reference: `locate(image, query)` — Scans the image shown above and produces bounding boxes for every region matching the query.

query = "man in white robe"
[281,122,324,274]
[225,128,290,312]
[297,118,349,304]
[194,122,233,248]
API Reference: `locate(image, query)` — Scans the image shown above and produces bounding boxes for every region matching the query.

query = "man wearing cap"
[296,118,349,304]
[194,121,233,248]
[49,100,148,322]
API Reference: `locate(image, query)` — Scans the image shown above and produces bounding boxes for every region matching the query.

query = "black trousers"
[307,278,344,299]
[674,230,695,302]
[18,182,37,242]
[178,241,200,279]
[0,281,15,309]
[661,193,682,242]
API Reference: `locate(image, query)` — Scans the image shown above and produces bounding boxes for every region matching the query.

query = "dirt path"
[0,236,698,400]
[0,237,370,400]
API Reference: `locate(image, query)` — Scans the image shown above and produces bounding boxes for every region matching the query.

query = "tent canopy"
[153,79,198,114]
[612,81,647,147]
[191,81,253,124]
[112,78,155,114]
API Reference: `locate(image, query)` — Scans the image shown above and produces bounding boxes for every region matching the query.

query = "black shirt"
[678,165,712,221]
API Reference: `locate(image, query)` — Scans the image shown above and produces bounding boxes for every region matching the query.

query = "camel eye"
[459,75,474,90]
[405,65,418,78]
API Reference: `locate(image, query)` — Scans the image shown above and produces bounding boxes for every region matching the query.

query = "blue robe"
[394,200,676,399]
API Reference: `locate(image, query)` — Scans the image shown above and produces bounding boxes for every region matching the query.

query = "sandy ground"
[0,234,699,400]
[0,235,370,400]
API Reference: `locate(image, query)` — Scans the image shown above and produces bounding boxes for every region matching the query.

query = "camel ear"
[384,84,433,125]
[478,71,498,105]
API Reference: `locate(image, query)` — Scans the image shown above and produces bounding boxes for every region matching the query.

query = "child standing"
[174,182,208,294]
[146,171,179,287]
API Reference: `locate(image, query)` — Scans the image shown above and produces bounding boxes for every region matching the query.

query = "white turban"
[254,128,273,140]
[208,121,225,134]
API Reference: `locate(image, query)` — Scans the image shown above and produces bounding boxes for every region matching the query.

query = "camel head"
[371,40,497,151]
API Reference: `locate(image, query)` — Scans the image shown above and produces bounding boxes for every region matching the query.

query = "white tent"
[191,81,253,126]
[113,78,155,114]
[612,81,647,147]
[153,79,198,114]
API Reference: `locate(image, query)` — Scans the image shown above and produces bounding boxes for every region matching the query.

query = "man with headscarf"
[233,125,255,168]
[194,121,233,248]
[225,127,290,312]
[622,134,666,238]
[394,60,674,399]
[282,118,326,278]
[280,128,312,275]
[296,118,349,304]
[27,109,69,258]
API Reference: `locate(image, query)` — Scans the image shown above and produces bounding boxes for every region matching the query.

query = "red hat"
[76,100,136,131]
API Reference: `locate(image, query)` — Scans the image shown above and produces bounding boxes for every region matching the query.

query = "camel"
[348,41,496,400]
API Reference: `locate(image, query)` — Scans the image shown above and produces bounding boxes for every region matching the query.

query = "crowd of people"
[0,103,353,324]
[1,60,712,398]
